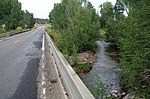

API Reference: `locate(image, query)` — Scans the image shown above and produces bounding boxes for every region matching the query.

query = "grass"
[46,24,62,48]
[89,76,115,99]
[89,75,106,98]
[0,28,6,34]
[0,27,30,38]
[73,63,91,74]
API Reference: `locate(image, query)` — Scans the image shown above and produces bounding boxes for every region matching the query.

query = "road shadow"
[33,41,42,50]
[10,58,40,99]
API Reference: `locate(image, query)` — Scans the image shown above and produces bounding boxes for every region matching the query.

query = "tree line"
[0,0,35,30]
[100,0,149,98]
[35,18,49,24]
[49,0,150,98]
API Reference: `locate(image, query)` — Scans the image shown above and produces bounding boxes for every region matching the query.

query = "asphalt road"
[0,27,44,99]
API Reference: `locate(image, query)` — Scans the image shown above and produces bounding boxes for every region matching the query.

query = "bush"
[73,63,91,73]
[0,28,5,34]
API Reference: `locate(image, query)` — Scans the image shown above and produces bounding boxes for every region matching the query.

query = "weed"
[73,63,91,74]
[90,76,114,99]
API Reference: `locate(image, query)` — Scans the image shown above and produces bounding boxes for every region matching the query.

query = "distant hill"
[35,18,49,24]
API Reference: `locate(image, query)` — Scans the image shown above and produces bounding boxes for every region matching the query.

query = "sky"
[18,0,116,19]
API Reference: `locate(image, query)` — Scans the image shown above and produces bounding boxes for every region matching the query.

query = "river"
[83,40,121,97]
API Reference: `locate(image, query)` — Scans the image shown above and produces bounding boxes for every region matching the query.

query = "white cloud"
[18,0,116,19]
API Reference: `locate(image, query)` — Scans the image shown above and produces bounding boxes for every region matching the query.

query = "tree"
[50,2,68,30]
[98,0,126,45]
[106,0,125,44]
[119,0,150,97]
[22,10,35,28]
[114,0,125,20]
[0,0,35,30]
[98,0,150,97]
[99,2,114,28]
[6,0,22,30]
[49,0,99,55]
[0,0,12,25]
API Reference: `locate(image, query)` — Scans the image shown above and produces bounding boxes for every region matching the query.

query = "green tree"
[50,2,68,30]
[22,10,35,28]
[0,0,12,25]
[49,0,99,58]
[0,0,23,30]
[99,0,150,97]
[99,2,114,28]
[100,0,126,44]
[0,0,35,30]
[114,0,125,20]
[6,0,22,30]
[119,0,150,97]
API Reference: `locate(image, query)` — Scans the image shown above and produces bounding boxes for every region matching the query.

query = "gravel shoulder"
[37,33,68,99]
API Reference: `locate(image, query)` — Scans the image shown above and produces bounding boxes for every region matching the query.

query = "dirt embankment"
[68,52,96,65]
[78,52,97,64]
[67,52,97,78]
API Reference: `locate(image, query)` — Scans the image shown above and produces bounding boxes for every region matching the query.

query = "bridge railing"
[45,31,95,99]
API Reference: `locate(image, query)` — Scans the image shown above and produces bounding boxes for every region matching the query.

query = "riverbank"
[67,52,97,78]
[106,44,120,63]
[83,41,121,98]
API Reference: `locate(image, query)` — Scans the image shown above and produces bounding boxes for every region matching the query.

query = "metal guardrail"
[45,31,95,99]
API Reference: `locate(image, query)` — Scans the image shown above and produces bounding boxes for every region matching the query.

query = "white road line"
[42,33,45,51]
[42,54,44,59]
[42,75,46,80]
[42,65,45,68]
[42,88,46,95]
[42,81,46,85]
[14,40,20,43]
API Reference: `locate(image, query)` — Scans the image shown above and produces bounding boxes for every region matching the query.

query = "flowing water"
[83,40,121,96]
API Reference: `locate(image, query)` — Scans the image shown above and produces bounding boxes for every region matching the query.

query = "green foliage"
[22,10,35,28]
[49,0,99,56]
[99,0,126,44]
[0,0,23,30]
[0,28,5,34]
[106,0,150,98]
[73,45,78,65]
[0,0,35,30]
[106,18,125,44]
[35,18,49,24]
[99,2,114,28]
[119,1,150,97]
[114,0,125,20]
[100,0,150,98]
[49,0,150,97]
[74,63,91,73]
[90,76,106,99]
[99,29,107,40]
